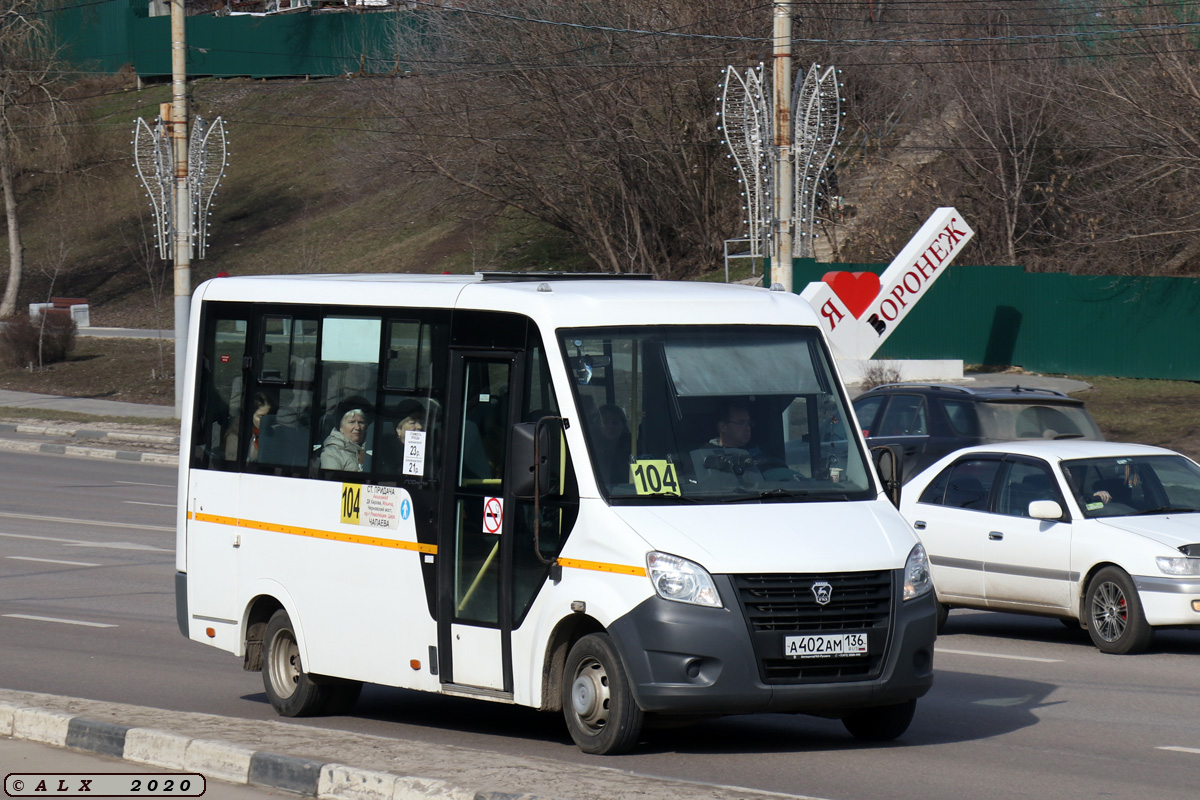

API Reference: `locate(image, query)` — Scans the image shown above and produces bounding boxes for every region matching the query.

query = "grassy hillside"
[3,76,595,328]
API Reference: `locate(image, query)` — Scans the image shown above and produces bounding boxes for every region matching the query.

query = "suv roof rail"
[868,383,973,394]
[477,271,654,282]
[866,382,1071,399]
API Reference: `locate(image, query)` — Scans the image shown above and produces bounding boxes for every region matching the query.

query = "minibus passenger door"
[439,353,519,692]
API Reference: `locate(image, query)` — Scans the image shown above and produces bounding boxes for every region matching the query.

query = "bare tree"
[1049,2,1200,275]
[370,1,760,278]
[0,0,67,317]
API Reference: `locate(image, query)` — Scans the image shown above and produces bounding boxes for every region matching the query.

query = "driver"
[711,400,755,451]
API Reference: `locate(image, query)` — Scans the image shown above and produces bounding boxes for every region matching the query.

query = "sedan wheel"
[1085,567,1153,655]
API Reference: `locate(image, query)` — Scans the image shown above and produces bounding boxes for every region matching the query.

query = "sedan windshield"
[560,325,874,504]
[1061,455,1200,518]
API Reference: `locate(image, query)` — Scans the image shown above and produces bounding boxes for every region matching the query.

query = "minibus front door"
[439,352,520,693]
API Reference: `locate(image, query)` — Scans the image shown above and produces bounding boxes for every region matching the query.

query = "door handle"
[988,531,1004,541]
[913,520,926,530]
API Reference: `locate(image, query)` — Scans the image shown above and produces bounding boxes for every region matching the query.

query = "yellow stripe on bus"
[186,513,638,572]
[556,557,646,577]
[188,511,437,554]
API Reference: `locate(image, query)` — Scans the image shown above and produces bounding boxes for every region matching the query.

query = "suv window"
[853,395,885,436]
[977,402,1101,440]
[877,395,928,437]
[942,399,981,437]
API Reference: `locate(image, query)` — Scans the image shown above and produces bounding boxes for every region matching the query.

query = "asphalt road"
[1,449,1198,800]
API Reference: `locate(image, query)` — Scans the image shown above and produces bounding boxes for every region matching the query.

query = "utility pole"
[170,0,191,416]
[771,3,793,292]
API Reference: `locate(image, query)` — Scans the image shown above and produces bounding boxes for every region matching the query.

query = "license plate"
[784,632,869,659]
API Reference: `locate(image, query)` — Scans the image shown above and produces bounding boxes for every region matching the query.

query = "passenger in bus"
[595,404,631,484]
[320,407,368,471]
[224,391,274,463]
[377,400,426,474]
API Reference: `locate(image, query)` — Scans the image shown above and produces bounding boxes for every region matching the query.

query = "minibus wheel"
[562,633,644,754]
[841,699,916,741]
[262,609,330,717]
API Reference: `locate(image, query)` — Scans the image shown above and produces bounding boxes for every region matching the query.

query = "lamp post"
[770,3,793,292]
[171,0,190,415]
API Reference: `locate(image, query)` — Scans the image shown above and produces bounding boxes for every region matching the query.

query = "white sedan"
[899,440,1200,654]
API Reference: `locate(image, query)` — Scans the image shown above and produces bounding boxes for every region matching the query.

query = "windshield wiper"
[722,488,845,503]
[1135,506,1199,515]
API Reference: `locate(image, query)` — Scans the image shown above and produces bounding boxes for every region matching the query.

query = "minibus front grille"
[731,570,893,684]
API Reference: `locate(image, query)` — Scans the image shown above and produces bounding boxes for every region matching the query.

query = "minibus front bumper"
[606,572,936,716]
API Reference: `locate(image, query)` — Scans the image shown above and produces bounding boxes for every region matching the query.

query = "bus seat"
[258,414,312,468]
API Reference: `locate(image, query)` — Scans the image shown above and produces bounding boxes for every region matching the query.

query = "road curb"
[0,436,178,466]
[0,703,563,800]
[0,422,178,445]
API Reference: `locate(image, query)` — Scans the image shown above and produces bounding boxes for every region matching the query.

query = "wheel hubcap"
[570,657,610,732]
[268,629,301,698]
[1090,581,1128,643]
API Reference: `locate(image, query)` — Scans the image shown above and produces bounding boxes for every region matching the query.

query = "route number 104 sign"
[630,459,680,496]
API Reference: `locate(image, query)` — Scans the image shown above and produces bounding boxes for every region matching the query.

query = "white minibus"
[175,272,936,754]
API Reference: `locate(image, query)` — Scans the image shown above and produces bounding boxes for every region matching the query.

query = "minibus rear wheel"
[562,633,644,754]
[262,609,330,717]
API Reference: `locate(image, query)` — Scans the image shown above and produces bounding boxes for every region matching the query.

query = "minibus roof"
[195,273,822,329]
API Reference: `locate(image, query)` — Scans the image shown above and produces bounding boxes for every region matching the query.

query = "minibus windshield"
[560,325,874,503]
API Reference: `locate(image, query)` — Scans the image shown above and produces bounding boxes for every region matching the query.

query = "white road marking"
[1157,746,1200,755]
[936,647,1062,663]
[122,501,174,508]
[7,556,101,567]
[0,532,170,553]
[114,481,174,488]
[3,614,116,628]
[0,511,172,532]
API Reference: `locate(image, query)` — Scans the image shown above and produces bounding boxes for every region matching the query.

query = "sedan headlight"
[904,543,933,600]
[646,552,721,607]
[1156,555,1200,576]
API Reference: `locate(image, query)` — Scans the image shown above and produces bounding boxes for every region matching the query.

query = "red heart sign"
[822,271,881,319]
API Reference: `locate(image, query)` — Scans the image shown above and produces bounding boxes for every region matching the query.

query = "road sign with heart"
[800,208,974,360]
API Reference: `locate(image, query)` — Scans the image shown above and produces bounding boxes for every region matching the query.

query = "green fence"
[49,2,415,78]
[786,258,1200,381]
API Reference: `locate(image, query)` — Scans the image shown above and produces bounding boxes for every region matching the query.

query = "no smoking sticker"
[483,496,503,534]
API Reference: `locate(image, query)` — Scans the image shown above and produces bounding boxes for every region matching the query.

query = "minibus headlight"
[1157,555,1200,576]
[903,543,933,601]
[646,552,722,608]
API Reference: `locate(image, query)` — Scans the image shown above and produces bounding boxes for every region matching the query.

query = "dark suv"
[852,383,1105,482]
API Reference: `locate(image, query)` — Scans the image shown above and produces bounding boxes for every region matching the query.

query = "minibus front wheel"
[562,633,644,755]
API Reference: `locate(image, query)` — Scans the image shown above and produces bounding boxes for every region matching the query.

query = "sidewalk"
[0,389,179,466]
[0,689,789,800]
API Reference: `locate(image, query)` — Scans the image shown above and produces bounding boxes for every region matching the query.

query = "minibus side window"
[315,316,382,475]
[250,316,319,471]
[385,320,433,391]
[374,318,449,484]
[192,312,248,471]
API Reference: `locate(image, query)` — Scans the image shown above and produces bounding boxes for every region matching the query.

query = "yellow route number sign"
[630,459,680,496]
[341,483,361,525]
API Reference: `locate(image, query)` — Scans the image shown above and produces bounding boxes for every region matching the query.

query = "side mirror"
[511,417,563,499]
[1029,500,1064,521]
[872,445,903,509]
